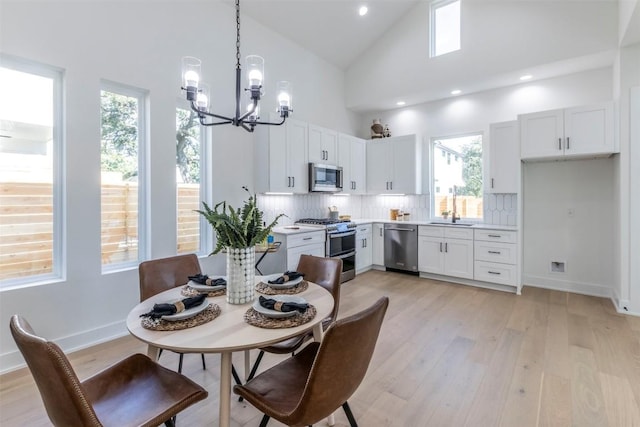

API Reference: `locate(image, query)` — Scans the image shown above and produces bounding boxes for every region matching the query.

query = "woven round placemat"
[244,305,316,329]
[181,285,226,298]
[255,280,309,295]
[140,304,220,331]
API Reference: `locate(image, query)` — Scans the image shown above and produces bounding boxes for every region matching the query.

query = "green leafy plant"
[197,186,285,254]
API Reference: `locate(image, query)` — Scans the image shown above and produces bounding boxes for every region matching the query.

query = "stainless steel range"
[295,218,357,282]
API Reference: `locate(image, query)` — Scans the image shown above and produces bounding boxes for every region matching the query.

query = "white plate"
[161,300,209,321]
[188,276,227,292]
[253,295,307,319]
[265,273,303,289]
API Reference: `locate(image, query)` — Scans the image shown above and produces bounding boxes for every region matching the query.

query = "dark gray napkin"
[140,294,206,319]
[189,274,227,287]
[267,271,304,285]
[259,295,308,313]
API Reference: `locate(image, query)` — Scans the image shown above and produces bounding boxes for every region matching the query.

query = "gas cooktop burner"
[296,218,351,225]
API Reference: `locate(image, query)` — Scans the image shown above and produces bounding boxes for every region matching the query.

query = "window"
[430,0,461,57]
[176,107,204,254]
[0,57,63,284]
[432,133,482,219]
[100,83,147,269]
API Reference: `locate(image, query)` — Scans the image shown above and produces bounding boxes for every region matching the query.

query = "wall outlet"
[551,261,566,273]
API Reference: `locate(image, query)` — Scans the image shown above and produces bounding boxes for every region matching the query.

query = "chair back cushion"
[138,253,201,301]
[9,315,102,426]
[294,296,389,423]
[296,254,342,321]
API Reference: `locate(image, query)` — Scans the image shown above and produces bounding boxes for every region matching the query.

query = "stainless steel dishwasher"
[384,223,418,273]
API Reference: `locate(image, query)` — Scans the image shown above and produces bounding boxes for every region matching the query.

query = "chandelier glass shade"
[181,0,292,132]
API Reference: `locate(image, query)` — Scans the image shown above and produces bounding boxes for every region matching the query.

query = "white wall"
[522,158,616,297]
[0,1,358,373]
[345,0,617,111]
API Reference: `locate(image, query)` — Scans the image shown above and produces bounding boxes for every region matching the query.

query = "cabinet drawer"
[356,224,372,235]
[287,243,325,271]
[474,229,517,244]
[287,231,325,248]
[474,241,517,264]
[474,261,517,286]
[418,226,444,238]
[444,227,473,240]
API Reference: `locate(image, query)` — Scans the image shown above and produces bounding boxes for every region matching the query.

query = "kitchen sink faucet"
[451,185,461,223]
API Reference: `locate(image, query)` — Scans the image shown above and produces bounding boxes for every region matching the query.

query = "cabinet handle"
[491,178,494,189]
[379,228,383,237]
[488,234,501,238]
[445,242,448,253]
[303,237,312,240]
[558,138,562,150]
[488,251,501,254]
[390,181,393,190]
[567,137,570,150]
[488,271,501,275]
[288,177,291,187]
[439,242,442,252]
[292,176,295,187]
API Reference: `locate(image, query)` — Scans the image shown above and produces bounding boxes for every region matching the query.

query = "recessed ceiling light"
[520,74,533,81]
[451,89,461,95]
[359,6,368,16]
[396,101,406,106]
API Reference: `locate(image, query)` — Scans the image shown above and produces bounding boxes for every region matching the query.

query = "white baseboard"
[522,274,612,299]
[1,320,128,375]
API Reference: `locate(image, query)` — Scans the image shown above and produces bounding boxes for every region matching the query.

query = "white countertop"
[272,225,324,235]
[351,218,517,231]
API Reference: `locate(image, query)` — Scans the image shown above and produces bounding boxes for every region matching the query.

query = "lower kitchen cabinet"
[473,229,518,287]
[265,230,326,273]
[418,226,474,279]
[356,223,373,273]
[372,223,384,267]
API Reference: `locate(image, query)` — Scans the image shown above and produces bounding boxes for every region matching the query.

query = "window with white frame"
[100,82,147,268]
[431,133,483,220]
[430,0,461,57]
[0,57,63,285]
[176,106,205,254]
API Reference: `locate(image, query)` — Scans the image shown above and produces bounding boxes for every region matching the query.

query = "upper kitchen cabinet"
[367,134,422,194]
[308,124,338,164]
[487,121,520,193]
[338,133,366,195]
[519,102,615,161]
[254,116,308,194]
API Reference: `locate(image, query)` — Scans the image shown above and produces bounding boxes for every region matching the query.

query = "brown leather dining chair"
[139,254,243,385]
[234,296,389,427]
[10,314,207,427]
[245,254,343,384]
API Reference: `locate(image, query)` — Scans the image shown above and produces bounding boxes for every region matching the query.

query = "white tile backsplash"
[258,192,517,227]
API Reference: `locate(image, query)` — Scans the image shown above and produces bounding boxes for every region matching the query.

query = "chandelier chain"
[236,0,241,69]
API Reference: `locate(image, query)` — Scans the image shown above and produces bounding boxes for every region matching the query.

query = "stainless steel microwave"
[308,163,343,192]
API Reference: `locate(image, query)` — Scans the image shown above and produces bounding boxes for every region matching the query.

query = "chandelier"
[181,0,292,132]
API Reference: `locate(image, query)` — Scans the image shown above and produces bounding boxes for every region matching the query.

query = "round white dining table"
[126,277,334,427]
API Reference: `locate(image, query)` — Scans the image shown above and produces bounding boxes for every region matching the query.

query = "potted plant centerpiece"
[197,186,284,304]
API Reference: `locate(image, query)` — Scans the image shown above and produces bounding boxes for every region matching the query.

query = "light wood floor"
[3,270,640,426]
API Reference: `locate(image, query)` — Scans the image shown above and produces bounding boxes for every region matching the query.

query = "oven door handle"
[332,250,356,259]
[328,231,356,239]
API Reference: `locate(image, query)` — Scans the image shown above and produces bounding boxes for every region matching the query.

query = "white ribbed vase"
[226,246,255,304]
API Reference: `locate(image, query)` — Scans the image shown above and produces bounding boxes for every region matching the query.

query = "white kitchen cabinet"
[418,226,474,279]
[254,116,308,194]
[338,133,366,194]
[487,121,520,193]
[367,134,421,194]
[268,230,326,273]
[372,223,384,267]
[473,229,518,288]
[519,102,615,161]
[355,223,373,273]
[308,124,338,165]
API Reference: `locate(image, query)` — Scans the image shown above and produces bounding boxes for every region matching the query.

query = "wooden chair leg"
[259,414,270,427]
[342,401,358,427]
